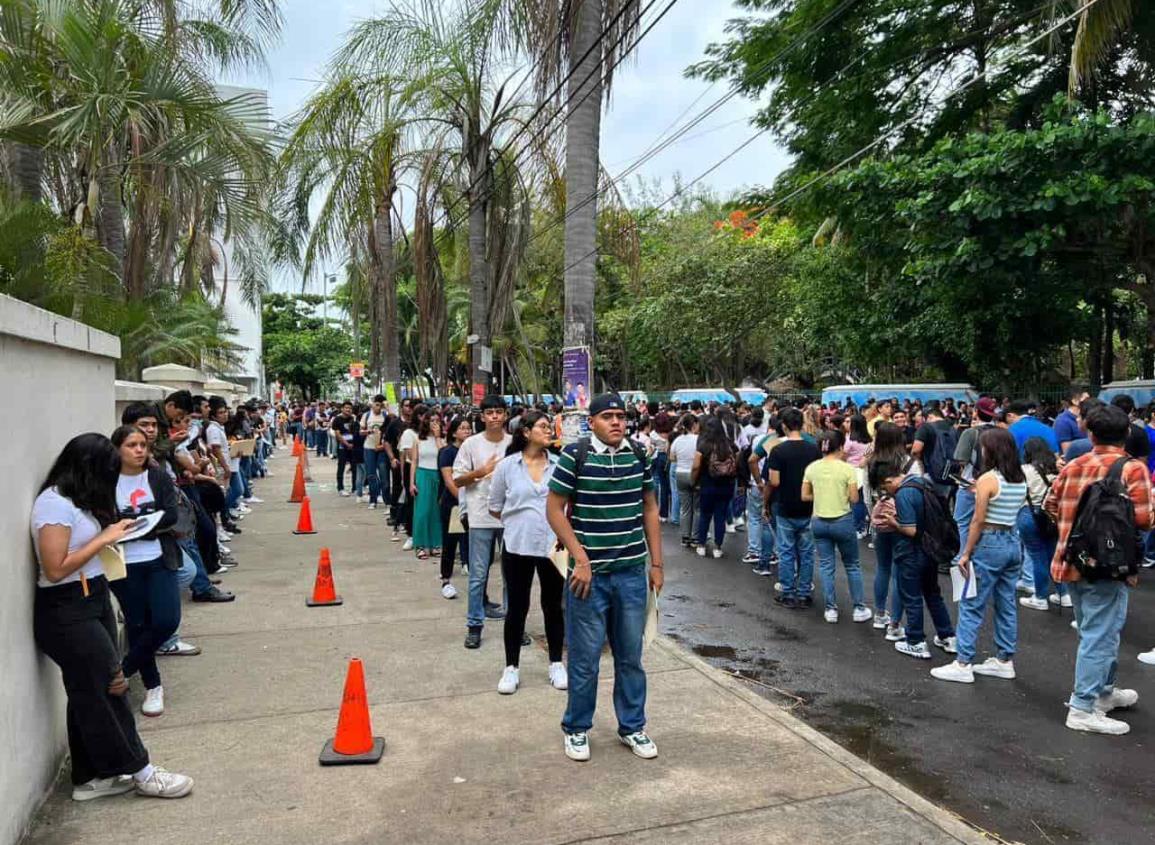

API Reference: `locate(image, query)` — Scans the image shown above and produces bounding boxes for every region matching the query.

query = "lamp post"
[324,273,336,323]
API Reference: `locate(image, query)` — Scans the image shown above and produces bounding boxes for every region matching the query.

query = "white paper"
[117,510,165,544]
[643,587,660,648]
[951,565,977,602]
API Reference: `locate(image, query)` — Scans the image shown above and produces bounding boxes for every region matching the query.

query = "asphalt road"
[656,520,1155,845]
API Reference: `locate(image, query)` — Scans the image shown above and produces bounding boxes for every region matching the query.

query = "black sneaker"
[485,606,506,620]
[464,628,482,649]
[222,523,242,535]
[798,595,814,609]
[774,594,798,609]
[192,586,236,603]
[521,632,532,647]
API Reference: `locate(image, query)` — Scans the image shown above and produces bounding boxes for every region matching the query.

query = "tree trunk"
[372,175,400,383]
[563,0,604,356]
[1144,304,1155,380]
[1103,295,1115,384]
[468,144,491,395]
[1089,299,1104,392]
[6,142,44,203]
[97,149,127,286]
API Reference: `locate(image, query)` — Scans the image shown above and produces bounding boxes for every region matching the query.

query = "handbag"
[1026,483,1058,543]
[447,506,465,535]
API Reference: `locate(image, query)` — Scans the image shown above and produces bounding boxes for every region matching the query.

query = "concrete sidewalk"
[25,451,991,845]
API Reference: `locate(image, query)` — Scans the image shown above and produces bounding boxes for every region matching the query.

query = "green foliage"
[262,292,353,399]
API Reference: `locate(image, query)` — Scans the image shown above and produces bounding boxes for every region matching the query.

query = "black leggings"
[399,464,414,534]
[439,499,468,581]
[501,550,565,667]
[34,578,150,785]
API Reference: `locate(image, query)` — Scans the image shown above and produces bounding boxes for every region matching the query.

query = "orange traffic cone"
[293,496,317,535]
[292,436,303,458]
[319,658,384,765]
[288,458,307,503]
[306,548,342,607]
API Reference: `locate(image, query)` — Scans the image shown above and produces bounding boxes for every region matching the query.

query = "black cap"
[589,393,626,416]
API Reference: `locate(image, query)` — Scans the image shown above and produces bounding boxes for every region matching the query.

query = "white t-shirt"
[670,433,699,472]
[206,421,232,470]
[417,437,440,469]
[398,428,418,461]
[31,487,105,588]
[116,472,163,564]
[453,431,513,529]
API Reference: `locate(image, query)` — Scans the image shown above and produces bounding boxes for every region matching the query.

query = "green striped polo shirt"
[548,437,654,573]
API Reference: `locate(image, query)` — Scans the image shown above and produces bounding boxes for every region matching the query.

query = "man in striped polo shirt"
[547,393,665,762]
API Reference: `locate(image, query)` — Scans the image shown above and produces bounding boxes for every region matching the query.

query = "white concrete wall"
[0,295,119,845]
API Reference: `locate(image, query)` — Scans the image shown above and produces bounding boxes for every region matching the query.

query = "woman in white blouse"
[31,433,193,800]
[488,410,567,696]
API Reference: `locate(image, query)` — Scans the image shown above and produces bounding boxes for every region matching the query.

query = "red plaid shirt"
[1043,445,1154,583]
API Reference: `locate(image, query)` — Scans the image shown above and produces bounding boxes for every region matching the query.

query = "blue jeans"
[316,430,329,456]
[697,483,734,547]
[668,464,679,527]
[226,471,244,511]
[562,566,648,735]
[467,527,504,630]
[240,456,253,498]
[852,499,868,535]
[894,544,953,645]
[812,513,866,611]
[956,529,1021,664]
[1144,529,1155,562]
[1067,579,1129,712]
[109,557,180,690]
[872,531,903,622]
[745,486,764,559]
[953,486,975,564]
[305,428,315,448]
[652,452,670,519]
[1016,507,1064,601]
[363,449,390,505]
[776,515,814,599]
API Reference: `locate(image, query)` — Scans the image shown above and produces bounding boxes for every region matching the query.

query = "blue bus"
[1099,380,1155,407]
[821,383,979,407]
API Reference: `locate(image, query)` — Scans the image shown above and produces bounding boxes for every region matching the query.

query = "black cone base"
[292,529,317,535]
[319,737,385,766]
[306,595,343,607]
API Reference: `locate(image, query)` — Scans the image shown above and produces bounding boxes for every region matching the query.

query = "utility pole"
[324,273,336,323]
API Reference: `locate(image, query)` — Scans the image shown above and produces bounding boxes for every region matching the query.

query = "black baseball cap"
[589,393,626,416]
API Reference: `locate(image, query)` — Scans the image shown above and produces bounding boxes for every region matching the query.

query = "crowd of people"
[32,383,1155,804]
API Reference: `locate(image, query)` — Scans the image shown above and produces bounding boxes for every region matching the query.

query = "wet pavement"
[657,521,1155,845]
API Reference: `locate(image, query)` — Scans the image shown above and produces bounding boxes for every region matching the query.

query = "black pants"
[501,550,565,667]
[195,479,231,529]
[336,449,358,492]
[34,578,150,785]
[439,499,469,581]
[183,485,220,573]
[389,461,404,523]
[399,464,414,534]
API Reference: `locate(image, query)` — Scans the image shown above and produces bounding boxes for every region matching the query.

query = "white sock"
[132,764,156,783]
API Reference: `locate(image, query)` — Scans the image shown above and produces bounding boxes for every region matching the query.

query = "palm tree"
[1066,0,1138,91]
[516,0,641,356]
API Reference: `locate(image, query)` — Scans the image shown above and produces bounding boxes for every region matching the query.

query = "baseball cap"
[975,397,998,421]
[589,393,626,417]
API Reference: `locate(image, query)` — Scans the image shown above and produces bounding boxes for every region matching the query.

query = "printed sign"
[349,361,365,379]
[561,347,591,411]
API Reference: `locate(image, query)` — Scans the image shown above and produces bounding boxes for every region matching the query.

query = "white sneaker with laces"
[725,523,736,534]
[1095,688,1138,713]
[368,503,378,510]
[564,732,591,761]
[72,775,135,802]
[972,657,1016,679]
[497,666,520,695]
[549,662,568,690]
[1060,593,1073,608]
[852,606,873,623]
[156,640,200,657]
[1139,649,1155,665]
[244,496,264,504]
[1066,707,1130,735]
[933,635,958,654]
[135,767,194,798]
[873,612,891,630]
[885,624,906,642]
[824,608,839,623]
[402,538,414,551]
[218,531,233,542]
[712,548,723,559]
[619,731,658,759]
[931,661,975,684]
[1020,596,1049,611]
[441,582,458,600]
[141,686,164,717]
[895,640,931,659]
[696,546,706,558]
[339,491,350,497]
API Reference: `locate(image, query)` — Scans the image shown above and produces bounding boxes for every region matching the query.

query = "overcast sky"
[225,0,790,295]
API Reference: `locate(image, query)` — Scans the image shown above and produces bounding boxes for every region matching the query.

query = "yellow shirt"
[803,458,858,518]
[866,416,879,438]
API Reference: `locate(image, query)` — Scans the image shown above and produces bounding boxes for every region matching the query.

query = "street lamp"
[324,273,336,322]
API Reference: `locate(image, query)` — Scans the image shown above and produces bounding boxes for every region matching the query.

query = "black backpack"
[1065,457,1142,582]
[909,478,961,567]
[924,424,960,486]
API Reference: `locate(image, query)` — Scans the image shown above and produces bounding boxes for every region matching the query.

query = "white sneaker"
[141,686,164,717]
[1071,619,1079,630]
[564,732,591,761]
[218,531,233,542]
[712,548,723,559]
[236,504,252,515]
[1059,593,1073,608]
[244,496,264,504]
[696,546,706,558]
[824,608,839,623]
[1095,688,1138,713]
[852,606,873,623]
[549,662,568,690]
[619,731,659,759]
[339,491,350,497]
[885,624,905,642]
[856,529,869,540]
[931,661,975,684]
[134,767,194,798]
[726,523,736,534]
[402,538,414,551]
[972,657,1016,679]
[156,640,200,657]
[441,582,458,600]
[1066,707,1130,735]
[368,503,378,510]
[1015,580,1034,596]
[72,775,135,802]
[1020,596,1049,611]
[933,635,958,654]
[895,640,931,659]
[218,544,232,556]
[1139,649,1155,665]
[355,495,364,504]
[497,666,519,695]
[873,612,891,630]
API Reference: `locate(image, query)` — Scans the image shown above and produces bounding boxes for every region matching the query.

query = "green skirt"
[413,467,442,550]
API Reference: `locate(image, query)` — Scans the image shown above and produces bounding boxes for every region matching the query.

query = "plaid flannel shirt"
[1043,445,1154,583]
